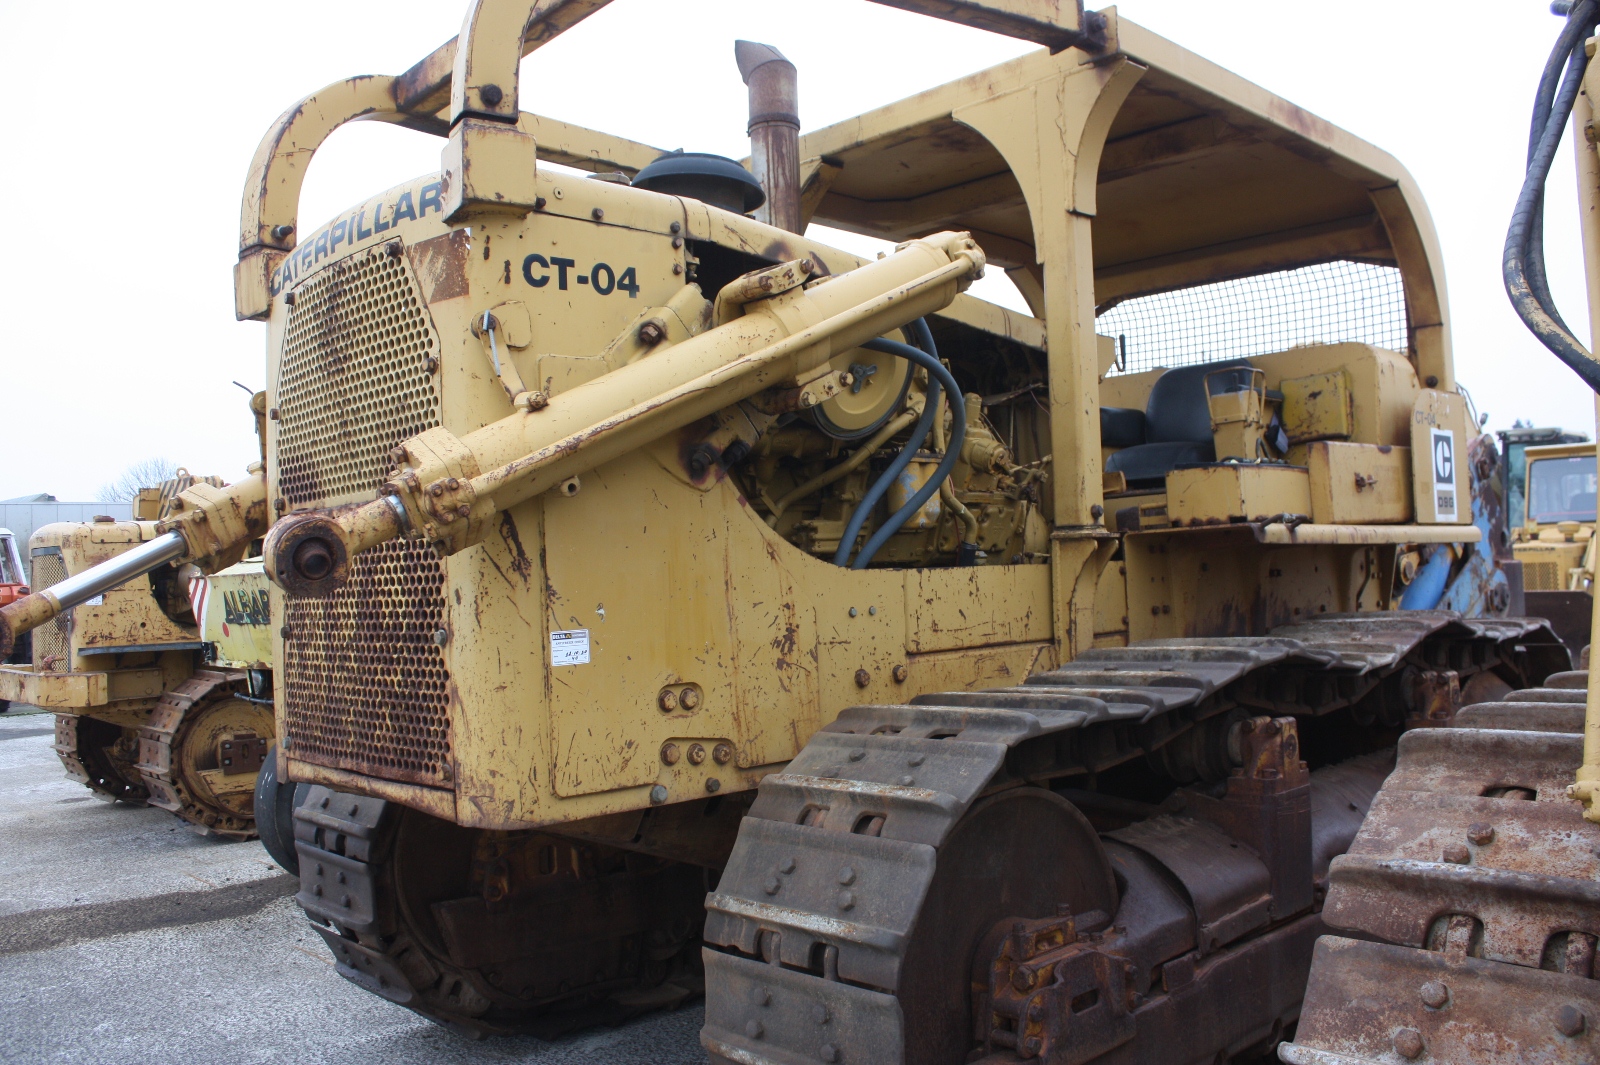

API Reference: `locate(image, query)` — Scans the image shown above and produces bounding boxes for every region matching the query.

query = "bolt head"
[892,664,908,683]
[592,207,605,220]
[1442,843,1471,865]
[751,986,771,1006]
[649,784,668,804]
[778,858,796,874]
[660,743,680,766]
[1419,980,1449,1009]
[688,743,707,765]
[658,689,678,712]
[1557,1005,1587,1037]
[1393,1027,1425,1060]
[705,778,721,793]
[1467,822,1495,846]
[713,742,733,765]
[855,669,871,688]
[837,890,855,911]
[680,687,701,710]
[764,877,781,896]
[820,1044,839,1063]
[838,866,856,885]
[744,1020,764,1040]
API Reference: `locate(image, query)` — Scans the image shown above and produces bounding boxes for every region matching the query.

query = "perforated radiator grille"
[281,539,452,786]
[276,244,439,507]
[1523,560,1563,592]
[275,243,451,787]
[30,552,70,668]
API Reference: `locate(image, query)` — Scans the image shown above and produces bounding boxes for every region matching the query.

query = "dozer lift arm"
[264,233,987,597]
[0,468,268,659]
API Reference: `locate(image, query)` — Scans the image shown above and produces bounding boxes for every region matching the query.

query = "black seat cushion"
[1100,406,1146,449]
[1102,358,1253,487]
[1105,440,1215,486]
[1144,358,1253,443]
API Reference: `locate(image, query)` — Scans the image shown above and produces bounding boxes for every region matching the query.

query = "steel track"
[1283,671,1600,1065]
[699,612,1565,1065]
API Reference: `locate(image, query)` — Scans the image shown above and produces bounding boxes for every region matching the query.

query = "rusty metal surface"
[1288,716,1600,1065]
[1456,699,1585,733]
[276,244,440,509]
[703,615,1554,1065]
[281,539,452,787]
[1321,728,1600,963]
[1283,936,1599,1065]
[737,42,801,234]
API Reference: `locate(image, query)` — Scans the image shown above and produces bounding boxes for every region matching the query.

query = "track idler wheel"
[898,789,1118,1063]
[137,670,274,839]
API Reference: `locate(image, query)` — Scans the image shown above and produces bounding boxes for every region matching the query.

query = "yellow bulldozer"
[0,441,278,838]
[0,1,1580,1062]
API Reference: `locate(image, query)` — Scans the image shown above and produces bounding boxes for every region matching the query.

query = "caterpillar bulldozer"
[1284,4,1600,1063]
[0,0,1576,1061]
[0,448,277,837]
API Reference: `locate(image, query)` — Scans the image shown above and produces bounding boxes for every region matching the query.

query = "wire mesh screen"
[1096,260,1408,376]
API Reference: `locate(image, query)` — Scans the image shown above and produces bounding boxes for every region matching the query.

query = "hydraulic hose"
[833,319,968,569]
[1504,0,1600,392]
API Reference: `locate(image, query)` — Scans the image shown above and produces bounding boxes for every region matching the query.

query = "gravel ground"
[0,707,707,1065]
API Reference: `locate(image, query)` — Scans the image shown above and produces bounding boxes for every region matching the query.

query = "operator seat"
[1101,358,1254,488]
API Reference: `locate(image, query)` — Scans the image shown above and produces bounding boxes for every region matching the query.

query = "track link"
[700,612,1566,1065]
[1283,670,1600,1065]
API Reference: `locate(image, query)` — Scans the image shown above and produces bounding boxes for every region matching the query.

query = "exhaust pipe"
[736,41,801,234]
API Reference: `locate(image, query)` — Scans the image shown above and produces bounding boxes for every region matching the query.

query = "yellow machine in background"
[0,1,1570,1062]
[1512,440,1596,657]
[0,495,273,836]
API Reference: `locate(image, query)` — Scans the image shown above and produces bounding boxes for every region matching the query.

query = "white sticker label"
[1430,427,1457,523]
[550,628,591,666]
[84,595,103,606]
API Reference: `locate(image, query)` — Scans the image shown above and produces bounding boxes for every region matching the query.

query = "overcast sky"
[0,1,1591,500]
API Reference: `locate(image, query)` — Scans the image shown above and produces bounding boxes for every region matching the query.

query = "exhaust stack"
[736,41,801,234]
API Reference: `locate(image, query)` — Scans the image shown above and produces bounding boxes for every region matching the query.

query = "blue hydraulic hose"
[833,320,968,569]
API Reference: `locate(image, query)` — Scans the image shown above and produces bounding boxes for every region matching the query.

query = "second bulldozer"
[0,0,1571,1061]
[0,457,276,837]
